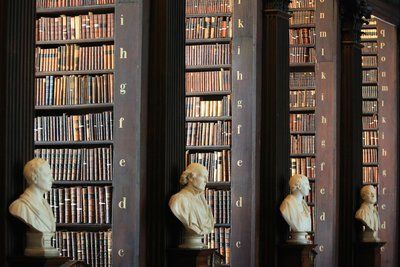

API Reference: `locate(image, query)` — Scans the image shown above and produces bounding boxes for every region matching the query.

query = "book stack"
[35,1,115,263]
[361,17,379,185]
[53,230,112,267]
[185,0,232,263]
[289,0,317,236]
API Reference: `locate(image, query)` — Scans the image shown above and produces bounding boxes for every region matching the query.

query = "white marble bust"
[280,174,312,243]
[355,185,380,242]
[9,158,58,257]
[169,163,214,248]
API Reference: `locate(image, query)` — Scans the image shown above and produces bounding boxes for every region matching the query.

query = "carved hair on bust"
[360,185,376,202]
[179,163,207,186]
[23,158,49,185]
[289,173,308,192]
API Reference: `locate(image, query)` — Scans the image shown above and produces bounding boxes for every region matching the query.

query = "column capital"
[264,0,291,13]
[340,0,372,42]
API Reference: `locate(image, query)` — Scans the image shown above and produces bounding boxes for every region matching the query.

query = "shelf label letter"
[237,160,243,167]
[320,13,325,19]
[380,42,386,49]
[380,29,386,37]
[381,85,388,91]
[319,245,324,252]
[120,48,128,59]
[382,187,387,195]
[320,188,326,195]
[381,56,386,62]
[237,45,241,55]
[381,204,386,210]
[237,124,242,135]
[119,117,125,128]
[237,100,243,109]
[236,241,241,248]
[120,83,127,95]
[118,249,125,257]
[120,14,124,26]
[321,72,326,79]
[381,221,386,229]
[382,170,387,177]
[381,71,386,78]
[382,149,387,157]
[321,116,327,124]
[320,212,326,221]
[320,31,327,38]
[382,117,386,123]
[118,197,127,209]
[238,19,244,28]
[236,197,243,208]
[320,162,325,171]
[321,48,325,56]
[119,159,126,167]
[237,71,243,81]
[321,140,326,148]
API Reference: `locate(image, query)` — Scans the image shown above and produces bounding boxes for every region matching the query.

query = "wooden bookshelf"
[36,4,115,15]
[36,38,114,46]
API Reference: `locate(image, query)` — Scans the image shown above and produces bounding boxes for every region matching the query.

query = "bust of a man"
[280,174,312,241]
[169,163,214,248]
[355,185,380,242]
[9,158,55,233]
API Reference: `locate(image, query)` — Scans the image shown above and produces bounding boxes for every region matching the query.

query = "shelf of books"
[185,1,232,265]
[34,0,118,266]
[362,15,399,266]
[289,0,338,266]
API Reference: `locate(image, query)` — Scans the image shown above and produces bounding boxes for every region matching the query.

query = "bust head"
[23,158,53,193]
[180,163,208,192]
[360,185,377,204]
[289,174,310,197]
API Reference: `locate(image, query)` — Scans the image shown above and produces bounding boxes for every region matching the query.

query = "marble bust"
[280,174,312,243]
[9,158,59,257]
[169,163,214,248]
[355,185,380,242]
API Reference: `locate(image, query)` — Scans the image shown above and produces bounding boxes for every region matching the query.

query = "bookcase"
[361,15,398,267]
[288,0,339,266]
[34,0,148,266]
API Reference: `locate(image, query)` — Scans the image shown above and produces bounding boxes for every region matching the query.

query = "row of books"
[290,72,315,88]
[362,56,377,67]
[289,28,316,45]
[36,13,114,41]
[185,96,231,117]
[289,113,315,132]
[362,131,378,146]
[185,0,232,14]
[304,182,315,203]
[34,112,113,142]
[363,148,378,163]
[35,147,113,181]
[186,151,231,182]
[289,47,316,64]
[290,157,316,178]
[289,11,315,25]
[185,44,231,66]
[289,0,315,8]
[46,186,112,224]
[362,42,378,54]
[362,115,378,129]
[362,85,378,99]
[205,189,231,224]
[204,227,231,265]
[53,230,112,267]
[37,0,114,8]
[362,69,378,83]
[361,29,378,40]
[186,121,231,146]
[363,166,378,184]
[186,70,231,93]
[290,135,315,154]
[35,74,114,106]
[289,90,316,108]
[186,17,232,40]
[362,100,378,113]
[35,44,114,72]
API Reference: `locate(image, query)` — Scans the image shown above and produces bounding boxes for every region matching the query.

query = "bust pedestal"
[355,242,386,267]
[167,248,224,267]
[278,243,317,267]
[8,257,87,267]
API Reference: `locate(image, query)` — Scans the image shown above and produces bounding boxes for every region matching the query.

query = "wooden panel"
[376,18,398,267]
[0,0,35,265]
[314,1,339,266]
[113,1,149,266]
[231,0,262,265]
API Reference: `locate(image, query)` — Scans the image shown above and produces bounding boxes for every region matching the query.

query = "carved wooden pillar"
[260,1,290,266]
[0,0,35,266]
[146,0,185,265]
[338,0,371,266]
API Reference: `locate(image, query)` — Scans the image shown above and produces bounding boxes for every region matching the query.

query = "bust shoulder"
[9,198,31,224]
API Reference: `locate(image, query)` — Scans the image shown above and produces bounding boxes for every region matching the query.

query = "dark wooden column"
[146,0,185,266]
[338,0,371,266]
[0,0,35,266]
[260,1,290,266]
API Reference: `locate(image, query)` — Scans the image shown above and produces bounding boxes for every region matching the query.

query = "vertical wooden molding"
[261,1,290,266]
[0,0,35,265]
[146,0,185,265]
[339,0,371,265]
